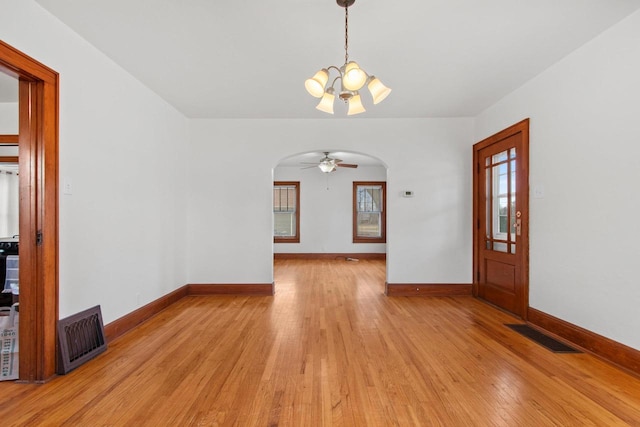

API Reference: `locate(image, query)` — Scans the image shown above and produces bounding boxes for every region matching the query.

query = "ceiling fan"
[301,152,358,173]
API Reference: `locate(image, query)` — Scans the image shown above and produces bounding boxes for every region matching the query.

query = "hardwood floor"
[1,259,639,426]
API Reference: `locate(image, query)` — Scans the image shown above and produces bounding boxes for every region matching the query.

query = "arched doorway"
[272,150,388,287]
[0,41,59,382]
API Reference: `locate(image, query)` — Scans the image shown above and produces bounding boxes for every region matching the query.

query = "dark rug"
[506,324,581,353]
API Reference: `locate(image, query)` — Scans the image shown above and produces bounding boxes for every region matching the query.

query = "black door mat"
[506,324,581,353]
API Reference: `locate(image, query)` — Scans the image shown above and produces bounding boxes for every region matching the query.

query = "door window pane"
[493,151,508,163]
[493,242,508,252]
[484,148,517,254]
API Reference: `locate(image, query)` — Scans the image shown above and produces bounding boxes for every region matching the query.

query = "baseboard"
[528,307,640,376]
[104,283,274,342]
[104,285,188,342]
[385,283,472,296]
[274,253,386,260]
[188,283,274,296]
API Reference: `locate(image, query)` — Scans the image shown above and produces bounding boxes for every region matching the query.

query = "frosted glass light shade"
[316,89,335,114]
[367,76,392,104]
[319,161,336,173]
[305,69,329,98]
[347,93,366,115]
[343,62,367,91]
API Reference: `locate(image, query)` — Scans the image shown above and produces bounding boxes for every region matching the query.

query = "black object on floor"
[0,292,12,307]
[506,324,581,353]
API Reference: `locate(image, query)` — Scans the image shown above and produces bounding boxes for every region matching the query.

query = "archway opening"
[272,149,388,292]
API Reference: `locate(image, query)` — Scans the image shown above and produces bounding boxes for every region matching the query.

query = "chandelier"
[304,0,391,115]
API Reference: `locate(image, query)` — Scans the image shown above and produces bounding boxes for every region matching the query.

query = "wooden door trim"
[0,134,19,143]
[0,136,19,164]
[472,119,529,318]
[0,40,59,382]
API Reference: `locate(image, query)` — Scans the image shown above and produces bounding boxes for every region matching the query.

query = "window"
[353,181,386,243]
[486,148,517,253]
[274,181,300,243]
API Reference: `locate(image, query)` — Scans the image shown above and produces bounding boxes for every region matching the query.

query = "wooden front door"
[473,119,529,318]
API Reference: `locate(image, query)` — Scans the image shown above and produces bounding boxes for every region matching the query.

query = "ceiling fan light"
[318,161,336,173]
[342,61,367,91]
[316,88,335,114]
[347,93,366,115]
[305,69,329,98]
[367,76,392,105]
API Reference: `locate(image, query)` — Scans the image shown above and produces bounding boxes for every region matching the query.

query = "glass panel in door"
[485,148,517,254]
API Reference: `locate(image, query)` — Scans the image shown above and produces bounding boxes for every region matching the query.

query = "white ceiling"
[30,0,640,119]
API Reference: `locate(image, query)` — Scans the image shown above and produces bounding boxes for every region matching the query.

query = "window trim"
[274,181,300,243]
[353,181,386,244]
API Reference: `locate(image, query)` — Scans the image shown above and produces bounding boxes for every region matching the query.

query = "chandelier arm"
[305,0,390,115]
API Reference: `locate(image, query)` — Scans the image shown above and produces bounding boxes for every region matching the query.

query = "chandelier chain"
[344,4,349,64]
[304,0,391,114]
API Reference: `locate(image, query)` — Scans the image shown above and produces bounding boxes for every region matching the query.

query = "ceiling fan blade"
[300,165,318,169]
[334,158,343,163]
[337,163,358,168]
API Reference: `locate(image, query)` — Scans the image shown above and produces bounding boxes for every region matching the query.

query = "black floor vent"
[57,305,107,374]
[506,324,581,353]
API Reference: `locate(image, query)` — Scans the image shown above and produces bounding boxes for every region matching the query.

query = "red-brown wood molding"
[0,134,19,143]
[104,286,188,342]
[188,283,274,296]
[385,283,472,297]
[274,253,386,260]
[528,307,640,376]
[104,283,274,342]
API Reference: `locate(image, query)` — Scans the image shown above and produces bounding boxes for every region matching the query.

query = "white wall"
[475,10,640,350]
[188,118,473,285]
[0,170,19,237]
[7,0,637,356]
[0,100,19,237]
[3,0,636,355]
[1,0,189,323]
[274,164,387,254]
[0,102,18,133]
[0,101,19,238]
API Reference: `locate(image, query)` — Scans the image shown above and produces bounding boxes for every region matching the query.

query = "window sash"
[353,182,386,243]
[274,182,300,243]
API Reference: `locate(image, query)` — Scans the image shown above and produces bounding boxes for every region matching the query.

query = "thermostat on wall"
[402,190,414,198]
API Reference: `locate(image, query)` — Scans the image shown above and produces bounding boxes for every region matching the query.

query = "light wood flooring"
[1,259,639,426]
